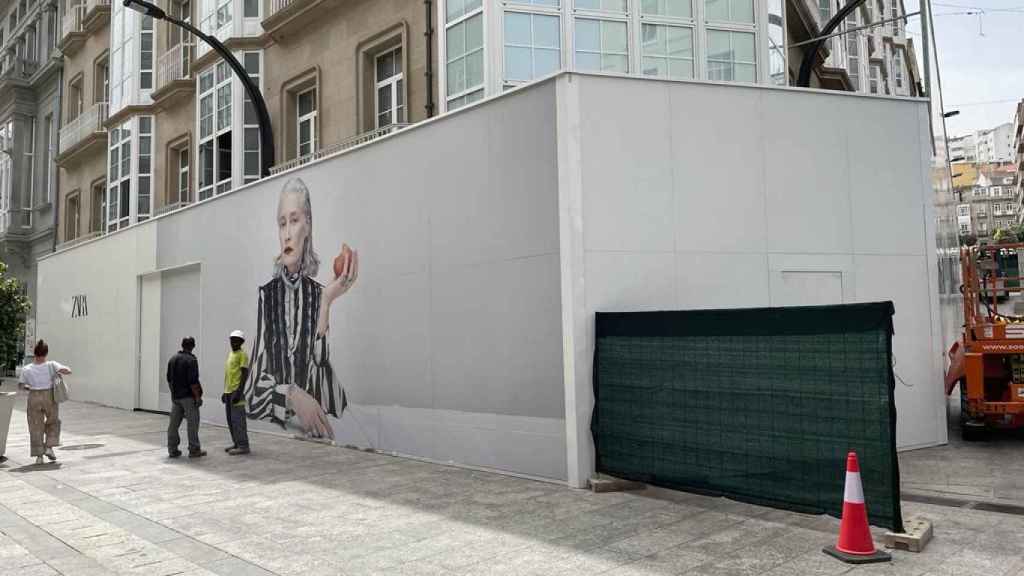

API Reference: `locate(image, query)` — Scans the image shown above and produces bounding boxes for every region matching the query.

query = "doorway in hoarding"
[137,264,201,413]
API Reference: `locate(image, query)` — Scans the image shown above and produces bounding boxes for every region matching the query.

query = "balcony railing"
[270,123,410,175]
[62,4,86,42]
[0,57,38,81]
[155,41,193,93]
[0,209,33,236]
[56,229,103,250]
[269,0,300,17]
[59,102,108,156]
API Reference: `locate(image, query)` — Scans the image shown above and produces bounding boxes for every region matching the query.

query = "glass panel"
[602,21,628,53]
[535,14,560,48]
[199,70,213,92]
[139,117,152,134]
[707,29,730,58]
[121,142,130,175]
[733,0,754,23]
[535,48,560,76]
[397,79,405,106]
[576,0,627,11]
[667,26,693,58]
[244,0,258,17]
[735,62,755,82]
[668,58,693,78]
[466,13,483,50]
[576,52,601,71]
[505,12,531,46]
[298,90,315,116]
[602,54,628,72]
[733,31,755,62]
[120,181,130,218]
[377,51,394,80]
[575,19,600,52]
[199,140,213,189]
[505,46,532,81]
[216,132,231,185]
[447,20,466,58]
[447,59,465,94]
[244,52,260,73]
[705,0,729,21]
[466,49,484,87]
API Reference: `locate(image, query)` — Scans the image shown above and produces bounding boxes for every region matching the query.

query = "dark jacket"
[166,351,200,401]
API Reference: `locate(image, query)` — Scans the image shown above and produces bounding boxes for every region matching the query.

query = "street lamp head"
[943,110,961,118]
[122,0,167,20]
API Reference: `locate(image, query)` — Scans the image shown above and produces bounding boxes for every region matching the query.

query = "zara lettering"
[71,295,88,318]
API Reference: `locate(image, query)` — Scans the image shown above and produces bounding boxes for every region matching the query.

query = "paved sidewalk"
[0,393,1021,576]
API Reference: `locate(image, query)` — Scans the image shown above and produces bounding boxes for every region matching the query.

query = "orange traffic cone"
[823,452,892,564]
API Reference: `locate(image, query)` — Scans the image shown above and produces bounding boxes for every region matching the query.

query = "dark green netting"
[592,302,902,532]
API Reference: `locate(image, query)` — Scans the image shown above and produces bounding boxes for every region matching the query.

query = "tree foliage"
[0,262,29,370]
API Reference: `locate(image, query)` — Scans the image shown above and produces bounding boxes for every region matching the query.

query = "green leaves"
[0,261,30,370]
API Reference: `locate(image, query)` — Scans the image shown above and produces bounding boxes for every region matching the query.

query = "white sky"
[905,0,1024,137]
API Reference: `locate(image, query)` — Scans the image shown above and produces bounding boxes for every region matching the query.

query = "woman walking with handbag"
[18,340,71,464]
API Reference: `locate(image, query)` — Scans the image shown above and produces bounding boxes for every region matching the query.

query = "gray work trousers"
[168,397,201,454]
[226,403,249,450]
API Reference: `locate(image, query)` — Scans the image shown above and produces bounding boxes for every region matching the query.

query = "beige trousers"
[27,390,60,457]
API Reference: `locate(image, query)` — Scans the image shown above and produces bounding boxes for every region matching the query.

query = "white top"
[19,361,68,391]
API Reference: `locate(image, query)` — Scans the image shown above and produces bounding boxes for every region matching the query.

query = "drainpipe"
[51,64,63,253]
[424,0,435,118]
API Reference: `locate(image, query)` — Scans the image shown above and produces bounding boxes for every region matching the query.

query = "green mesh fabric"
[592,302,902,532]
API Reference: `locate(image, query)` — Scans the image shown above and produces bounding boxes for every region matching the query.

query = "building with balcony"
[0,0,63,355]
[1014,100,1024,225]
[952,162,1017,241]
[54,0,109,251]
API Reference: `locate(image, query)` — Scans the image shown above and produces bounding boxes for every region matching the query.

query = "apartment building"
[787,0,918,96]
[52,0,925,245]
[950,133,977,164]
[0,0,63,345]
[953,163,1017,240]
[54,0,435,240]
[1014,100,1023,224]
[976,122,1014,164]
[54,0,109,246]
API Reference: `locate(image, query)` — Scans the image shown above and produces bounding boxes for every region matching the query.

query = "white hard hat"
[230,330,245,340]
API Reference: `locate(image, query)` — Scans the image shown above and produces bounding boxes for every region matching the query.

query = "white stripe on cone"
[844,471,865,504]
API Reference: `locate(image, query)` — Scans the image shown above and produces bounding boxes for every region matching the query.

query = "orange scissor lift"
[946,243,1024,440]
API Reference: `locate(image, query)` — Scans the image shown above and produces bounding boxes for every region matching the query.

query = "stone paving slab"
[0,393,1020,575]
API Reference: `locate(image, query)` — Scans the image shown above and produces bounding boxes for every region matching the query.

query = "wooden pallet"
[883,517,933,553]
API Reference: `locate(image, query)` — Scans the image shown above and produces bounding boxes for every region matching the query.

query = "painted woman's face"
[278,191,309,274]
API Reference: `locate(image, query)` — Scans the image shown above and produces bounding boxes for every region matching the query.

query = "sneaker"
[188,450,207,459]
[224,445,236,453]
[44,448,57,461]
[35,456,44,465]
[168,450,182,458]
[227,448,250,456]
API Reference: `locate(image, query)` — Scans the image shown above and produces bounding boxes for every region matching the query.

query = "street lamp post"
[122,0,275,178]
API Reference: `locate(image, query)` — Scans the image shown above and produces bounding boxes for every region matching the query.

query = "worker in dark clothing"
[167,337,206,459]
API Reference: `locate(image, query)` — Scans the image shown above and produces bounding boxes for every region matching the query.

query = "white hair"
[274,177,320,278]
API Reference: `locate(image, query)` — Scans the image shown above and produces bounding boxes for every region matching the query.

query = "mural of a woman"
[247,177,358,440]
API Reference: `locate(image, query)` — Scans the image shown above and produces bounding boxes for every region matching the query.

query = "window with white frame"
[766,0,785,85]
[23,119,33,213]
[845,11,859,90]
[957,205,969,218]
[893,48,903,89]
[445,0,483,110]
[197,61,231,199]
[244,0,259,18]
[376,47,405,126]
[641,23,694,80]
[959,223,969,235]
[137,117,152,221]
[140,15,153,90]
[43,114,52,203]
[574,16,629,74]
[242,51,261,184]
[706,29,755,82]
[0,125,9,236]
[178,146,189,203]
[869,64,879,93]
[91,180,106,233]
[109,1,135,113]
[108,123,131,232]
[504,9,561,85]
[296,87,316,157]
[890,0,899,35]
[65,192,80,241]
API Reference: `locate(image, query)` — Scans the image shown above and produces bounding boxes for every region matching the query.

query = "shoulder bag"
[48,362,70,403]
